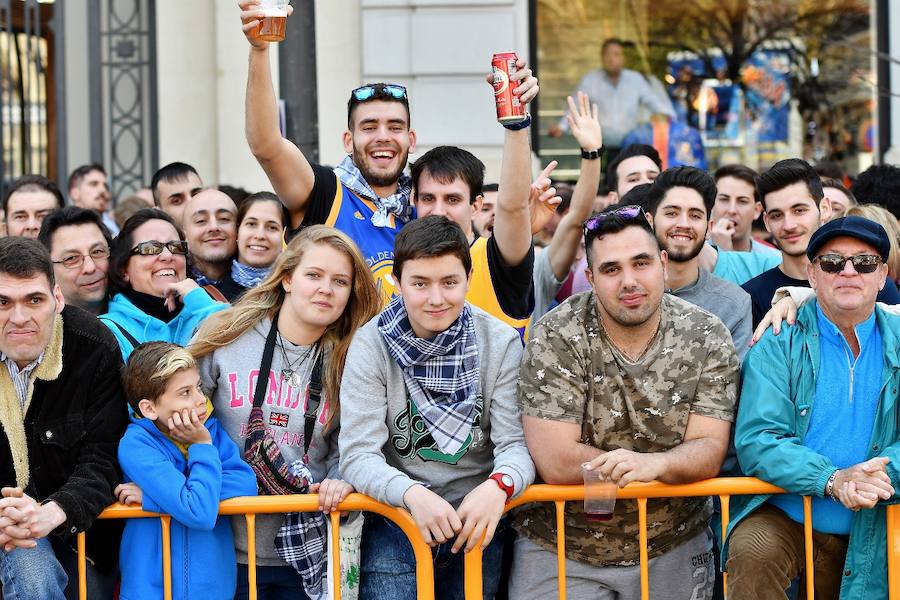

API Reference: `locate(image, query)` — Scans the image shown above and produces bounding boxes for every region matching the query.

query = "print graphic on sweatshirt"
[226,368,330,448]
[391,396,484,464]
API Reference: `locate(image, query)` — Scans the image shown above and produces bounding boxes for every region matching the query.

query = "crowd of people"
[1,4,899,600]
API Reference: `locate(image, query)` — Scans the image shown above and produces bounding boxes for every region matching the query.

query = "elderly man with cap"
[723,215,900,600]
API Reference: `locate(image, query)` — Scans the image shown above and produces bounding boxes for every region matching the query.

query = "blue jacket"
[100,288,226,361]
[118,416,257,600]
[724,300,900,599]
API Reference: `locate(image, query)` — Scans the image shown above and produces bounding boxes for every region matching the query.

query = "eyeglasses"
[351,84,408,103]
[814,253,882,274]
[52,246,110,269]
[130,240,189,257]
[583,205,650,236]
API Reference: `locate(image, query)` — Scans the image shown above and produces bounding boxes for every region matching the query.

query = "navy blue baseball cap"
[806,215,891,261]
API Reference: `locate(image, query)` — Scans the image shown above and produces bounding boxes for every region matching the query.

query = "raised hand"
[529,161,562,235]
[238,0,294,49]
[567,92,603,152]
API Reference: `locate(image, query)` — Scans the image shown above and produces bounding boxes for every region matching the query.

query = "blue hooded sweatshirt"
[100,288,226,361]
[118,415,257,600]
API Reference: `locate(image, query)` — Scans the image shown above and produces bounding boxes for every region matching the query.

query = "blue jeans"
[0,538,67,600]
[359,513,507,600]
[235,564,312,600]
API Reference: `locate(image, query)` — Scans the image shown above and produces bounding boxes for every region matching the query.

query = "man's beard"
[660,235,705,263]
[352,146,409,189]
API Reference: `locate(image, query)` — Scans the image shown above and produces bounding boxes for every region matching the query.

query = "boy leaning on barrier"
[512,204,740,600]
[117,342,257,600]
[339,215,535,600]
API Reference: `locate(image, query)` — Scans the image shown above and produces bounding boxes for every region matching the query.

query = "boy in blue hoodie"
[117,341,257,600]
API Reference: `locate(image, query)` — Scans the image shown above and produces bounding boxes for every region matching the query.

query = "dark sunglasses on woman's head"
[351,83,408,102]
[814,253,882,274]
[583,204,650,236]
[130,240,189,257]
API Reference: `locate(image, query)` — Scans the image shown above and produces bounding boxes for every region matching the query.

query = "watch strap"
[581,146,604,160]
[489,472,514,501]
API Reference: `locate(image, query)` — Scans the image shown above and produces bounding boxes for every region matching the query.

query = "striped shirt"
[1,352,43,408]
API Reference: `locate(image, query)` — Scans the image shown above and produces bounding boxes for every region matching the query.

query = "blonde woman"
[190,225,380,600]
[846,204,900,283]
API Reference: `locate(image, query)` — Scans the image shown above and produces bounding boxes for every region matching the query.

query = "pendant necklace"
[277,333,315,388]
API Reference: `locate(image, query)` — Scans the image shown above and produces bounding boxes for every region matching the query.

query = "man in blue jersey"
[240,2,537,301]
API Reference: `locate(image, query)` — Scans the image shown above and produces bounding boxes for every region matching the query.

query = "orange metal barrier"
[76,478,900,600]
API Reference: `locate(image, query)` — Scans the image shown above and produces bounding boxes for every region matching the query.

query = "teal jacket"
[723,300,900,599]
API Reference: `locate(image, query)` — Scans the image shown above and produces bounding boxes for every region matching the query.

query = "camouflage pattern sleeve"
[517,311,588,424]
[690,317,740,422]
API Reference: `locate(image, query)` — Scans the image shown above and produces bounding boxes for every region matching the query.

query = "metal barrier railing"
[78,478,899,600]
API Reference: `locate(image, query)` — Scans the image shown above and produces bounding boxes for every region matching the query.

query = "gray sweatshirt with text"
[339,306,535,508]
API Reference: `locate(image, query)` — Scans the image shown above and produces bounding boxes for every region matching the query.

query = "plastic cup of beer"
[256,0,289,42]
[582,463,617,522]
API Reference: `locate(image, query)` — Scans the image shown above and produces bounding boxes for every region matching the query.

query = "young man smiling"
[339,215,534,600]
[742,159,900,327]
[646,167,752,360]
[240,1,537,301]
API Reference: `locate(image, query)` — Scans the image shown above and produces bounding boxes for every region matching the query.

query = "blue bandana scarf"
[333,154,412,227]
[377,296,480,455]
[231,260,271,289]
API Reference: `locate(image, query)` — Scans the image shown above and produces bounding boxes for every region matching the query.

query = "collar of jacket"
[0,313,65,487]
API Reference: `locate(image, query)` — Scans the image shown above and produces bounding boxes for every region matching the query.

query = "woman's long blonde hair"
[190,225,381,424]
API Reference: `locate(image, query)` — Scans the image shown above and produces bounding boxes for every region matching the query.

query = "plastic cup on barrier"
[582,463,616,522]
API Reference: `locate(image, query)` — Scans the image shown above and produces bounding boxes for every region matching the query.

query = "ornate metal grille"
[88,0,157,203]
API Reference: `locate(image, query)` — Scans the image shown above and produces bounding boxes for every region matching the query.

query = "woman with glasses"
[100,208,226,360]
[190,225,381,599]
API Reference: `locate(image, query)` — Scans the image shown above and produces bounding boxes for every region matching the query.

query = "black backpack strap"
[99,318,141,352]
[303,348,325,457]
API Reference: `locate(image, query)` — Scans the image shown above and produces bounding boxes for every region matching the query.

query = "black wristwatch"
[581,146,604,160]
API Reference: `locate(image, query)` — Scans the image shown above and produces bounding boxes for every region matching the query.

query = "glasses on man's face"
[351,83,408,103]
[130,240,189,257]
[52,246,110,270]
[814,253,882,274]
[583,205,650,236]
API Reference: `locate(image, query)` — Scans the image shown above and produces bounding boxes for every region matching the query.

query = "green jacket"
[723,300,900,599]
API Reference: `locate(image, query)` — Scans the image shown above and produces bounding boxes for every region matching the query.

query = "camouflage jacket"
[513,291,739,566]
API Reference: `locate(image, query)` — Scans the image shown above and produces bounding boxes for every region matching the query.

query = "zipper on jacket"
[843,328,863,404]
[183,526,189,599]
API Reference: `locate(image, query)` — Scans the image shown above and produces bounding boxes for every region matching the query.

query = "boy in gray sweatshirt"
[339,215,535,600]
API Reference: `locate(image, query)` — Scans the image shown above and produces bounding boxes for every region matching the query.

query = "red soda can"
[492,51,526,124]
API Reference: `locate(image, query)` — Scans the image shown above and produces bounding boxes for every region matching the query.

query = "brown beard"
[351,145,409,189]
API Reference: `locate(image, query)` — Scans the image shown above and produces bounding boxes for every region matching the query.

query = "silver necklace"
[598,314,660,363]
[277,334,316,388]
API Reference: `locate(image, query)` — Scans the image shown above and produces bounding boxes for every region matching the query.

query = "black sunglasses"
[351,83,408,103]
[130,240,189,257]
[814,253,882,274]
[583,205,650,236]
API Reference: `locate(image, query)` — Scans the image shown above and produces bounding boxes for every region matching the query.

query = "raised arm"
[546,92,603,280]
[240,1,315,224]
[490,58,539,266]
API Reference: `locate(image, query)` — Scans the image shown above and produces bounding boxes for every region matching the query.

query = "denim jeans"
[359,513,507,600]
[235,564,313,600]
[0,537,67,600]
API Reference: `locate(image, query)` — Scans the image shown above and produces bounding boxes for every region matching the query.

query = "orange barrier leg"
[555,500,567,600]
[77,532,87,600]
[888,505,898,600]
[638,498,649,600]
[246,514,257,600]
[160,516,172,600]
[464,534,484,600]
[330,511,342,600]
[802,497,814,599]
[720,495,730,597]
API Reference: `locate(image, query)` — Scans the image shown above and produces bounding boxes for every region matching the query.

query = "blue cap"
[806,215,891,261]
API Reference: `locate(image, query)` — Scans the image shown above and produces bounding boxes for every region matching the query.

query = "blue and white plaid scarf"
[274,461,327,600]
[231,260,271,289]
[333,154,413,228]
[378,296,480,455]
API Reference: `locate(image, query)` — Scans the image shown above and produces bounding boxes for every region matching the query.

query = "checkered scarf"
[274,460,327,600]
[378,296,480,455]
[333,154,413,227]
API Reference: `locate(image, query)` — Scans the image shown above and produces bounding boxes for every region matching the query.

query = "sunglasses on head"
[814,253,882,274]
[351,84,408,103]
[583,205,650,236]
[130,240,189,257]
